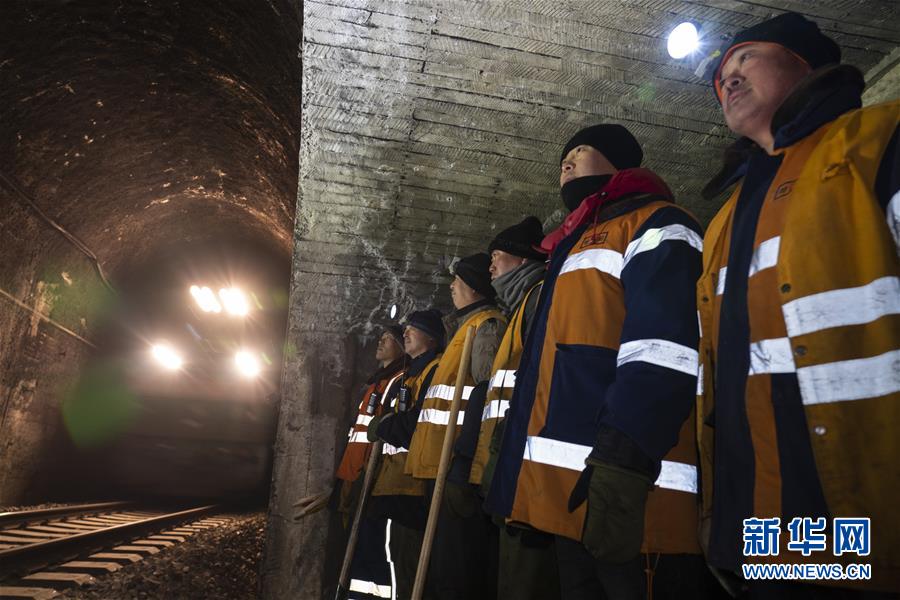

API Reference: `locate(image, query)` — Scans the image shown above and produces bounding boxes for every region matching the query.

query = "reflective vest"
[406,305,506,479]
[490,196,704,552]
[372,355,440,497]
[335,368,404,482]
[470,283,541,485]
[697,100,900,588]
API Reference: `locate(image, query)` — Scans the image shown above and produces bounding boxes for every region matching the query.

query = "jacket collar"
[540,168,674,254]
[366,355,407,384]
[702,65,864,199]
[406,348,438,378]
[443,298,495,337]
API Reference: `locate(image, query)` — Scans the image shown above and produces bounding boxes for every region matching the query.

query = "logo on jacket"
[580,230,608,248]
[774,180,796,201]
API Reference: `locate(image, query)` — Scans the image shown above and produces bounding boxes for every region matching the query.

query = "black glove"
[479,417,506,497]
[578,461,654,563]
[366,412,392,442]
[443,480,479,519]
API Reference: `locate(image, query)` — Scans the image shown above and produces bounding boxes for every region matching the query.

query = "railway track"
[0,502,227,599]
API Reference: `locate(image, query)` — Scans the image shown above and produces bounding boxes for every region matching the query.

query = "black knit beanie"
[405,309,445,350]
[381,324,405,349]
[559,124,643,169]
[451,253,495,300]
[488,216,547,261]
[704,12,841,102]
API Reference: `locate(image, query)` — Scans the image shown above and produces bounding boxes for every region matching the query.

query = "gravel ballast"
[60,512,266,600]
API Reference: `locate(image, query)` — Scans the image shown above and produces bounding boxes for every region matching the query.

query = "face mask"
[559,174,613,212]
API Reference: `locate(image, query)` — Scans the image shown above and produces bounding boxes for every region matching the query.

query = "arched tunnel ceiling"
[296,0,900,331]
[1,0,302,281]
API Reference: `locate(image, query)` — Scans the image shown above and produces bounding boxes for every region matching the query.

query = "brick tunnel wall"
[264,1,899,597]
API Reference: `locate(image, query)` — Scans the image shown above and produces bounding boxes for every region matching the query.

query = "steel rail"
[0,504,218,579]
[0,502,134,528]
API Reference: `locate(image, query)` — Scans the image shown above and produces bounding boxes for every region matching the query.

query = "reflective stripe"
[489,369,516,390]
[385,519,396,600]
[623,224,703,270]
[716,266,727,296]
[783,276,900,337]
[888,190,900,251]
[382,443,406,456]
[426,384,474,401]
[523,436,699,494]
[748,236,780,277]
[523,436,590,471]
[348,431,369,444]
[748,337,796,375]
[356,414,374,426]
[349,578,392,599]
[696,363,704,396]
[797,349,900,405]
[418,408,466,426]
[481,399,509,422]
[656,461,698,494]
[617,338,699,376]
[560,248,624,279]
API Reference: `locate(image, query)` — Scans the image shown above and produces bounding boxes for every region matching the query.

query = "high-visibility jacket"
[470,282,541,485]
[697,98,900,590]
[372,354,440,497]
[487,170,704,553]
[406,304,506,479]
[335,360,405,482]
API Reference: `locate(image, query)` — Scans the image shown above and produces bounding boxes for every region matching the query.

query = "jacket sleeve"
[470,318,505,384]
[589,205,704,474]
[448,381,489,484]
[875,124,899,251]
[520,281,543,342]
[376,364,438,449]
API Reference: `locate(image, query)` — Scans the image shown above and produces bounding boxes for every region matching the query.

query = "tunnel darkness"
[0,0,301,505]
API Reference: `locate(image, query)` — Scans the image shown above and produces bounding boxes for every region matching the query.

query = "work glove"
[292,486,332,521]
[478,417,506,497]
[568,461,653,563]
[443,480,480,520]
[366,412,391,442]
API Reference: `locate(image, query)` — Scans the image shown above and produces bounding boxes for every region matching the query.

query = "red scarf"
[539,168,674,254]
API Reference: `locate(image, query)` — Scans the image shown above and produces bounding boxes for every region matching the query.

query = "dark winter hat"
[381,324,405,349]
[559,124,643,170]
[405,309,445,349]
[488,216,547,261]
[705,12,841,102]
[451,253,496,300]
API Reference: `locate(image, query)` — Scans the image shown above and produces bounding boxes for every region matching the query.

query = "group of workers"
[301,12,899,600]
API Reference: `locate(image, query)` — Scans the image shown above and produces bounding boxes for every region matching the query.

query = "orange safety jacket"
[470,282,541,485]
[335,359,406,482]
[372,354,441,497]
[697,98,900,590]
[405,304,506,480]
[487,171,704,553]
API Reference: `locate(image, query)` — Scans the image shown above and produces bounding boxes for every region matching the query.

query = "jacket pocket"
[542,343,617,445]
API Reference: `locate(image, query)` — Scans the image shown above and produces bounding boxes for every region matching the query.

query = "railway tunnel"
[1,1,899,599]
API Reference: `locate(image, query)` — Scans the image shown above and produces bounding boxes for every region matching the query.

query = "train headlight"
[151,343,183,370]
[235,350,261,378]
[190,285,222,313]
[219,287,249,316]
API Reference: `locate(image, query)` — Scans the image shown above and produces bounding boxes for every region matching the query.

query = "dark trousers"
[498,526,560,600]
[425,481,497,600]
[390,519,424,600]
[348,516,393,600]
[555,536,729,600]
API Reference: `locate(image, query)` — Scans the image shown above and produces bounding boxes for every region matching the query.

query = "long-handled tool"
[334,436,384,600]
[411,325,475,600]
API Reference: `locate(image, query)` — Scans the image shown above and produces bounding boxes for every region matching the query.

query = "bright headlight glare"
[191,285,221,313]
[235,350,261,378]
[220,287,249,316]
[151,343,183,370]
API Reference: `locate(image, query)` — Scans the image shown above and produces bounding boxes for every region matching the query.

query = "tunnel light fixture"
[219,287,249,316]
[151,343,183,371]
[190,285,222,313]
[235,349,261,378]
[389,304,397,319]
[667,22,700,59]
